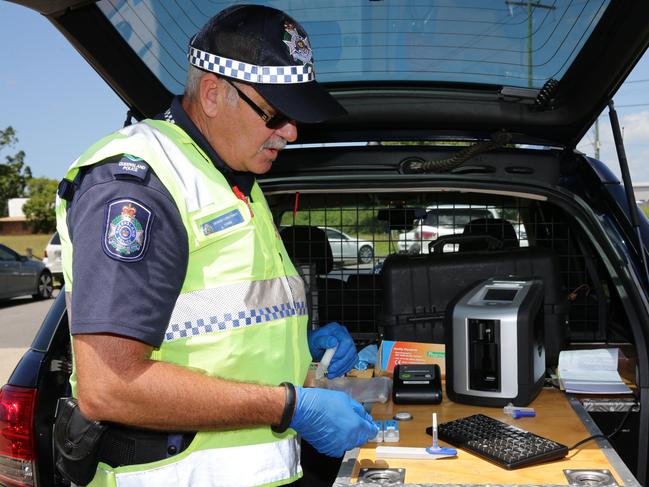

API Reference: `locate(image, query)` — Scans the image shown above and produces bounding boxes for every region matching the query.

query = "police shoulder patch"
[114,155,150,181]
[103,198,153,262]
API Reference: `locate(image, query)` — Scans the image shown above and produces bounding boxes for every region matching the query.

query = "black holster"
[53,397,108,486]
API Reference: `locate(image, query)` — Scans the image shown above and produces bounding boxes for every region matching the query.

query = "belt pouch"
[53,397,108,486]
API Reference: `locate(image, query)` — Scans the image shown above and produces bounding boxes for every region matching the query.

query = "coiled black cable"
[404,131,513,174]
[535,78,559,110]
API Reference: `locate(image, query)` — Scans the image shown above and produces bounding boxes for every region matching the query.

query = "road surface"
[0,290,59,384]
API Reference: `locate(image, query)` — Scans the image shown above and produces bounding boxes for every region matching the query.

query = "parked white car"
[43,232,63,283]
[321,227,374,264]
[397,205,499,253]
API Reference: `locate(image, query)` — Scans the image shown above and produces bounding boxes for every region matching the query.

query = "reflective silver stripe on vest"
[165,276,307,341]
[119,123,216,212]
[113,436,301,487]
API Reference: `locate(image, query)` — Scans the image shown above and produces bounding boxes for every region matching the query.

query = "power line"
[591,102,649,112]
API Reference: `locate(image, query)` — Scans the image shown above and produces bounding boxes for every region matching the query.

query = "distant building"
[0,197,30,235]
[635,183,649,203]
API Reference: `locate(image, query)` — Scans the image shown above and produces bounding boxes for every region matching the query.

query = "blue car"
[2,1,649,486]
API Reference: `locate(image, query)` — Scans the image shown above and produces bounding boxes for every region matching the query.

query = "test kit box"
[377,340,446,377]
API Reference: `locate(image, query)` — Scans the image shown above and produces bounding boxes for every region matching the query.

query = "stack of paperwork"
[557,348,632,394]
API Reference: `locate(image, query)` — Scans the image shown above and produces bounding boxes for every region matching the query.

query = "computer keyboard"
[433,413,569,469]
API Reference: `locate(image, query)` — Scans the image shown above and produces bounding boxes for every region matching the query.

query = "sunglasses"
[225,79,291,129]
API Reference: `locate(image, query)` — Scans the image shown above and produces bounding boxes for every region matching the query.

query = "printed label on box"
[378,340,445,377]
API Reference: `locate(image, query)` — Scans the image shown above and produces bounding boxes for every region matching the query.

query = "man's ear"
[198,74,221,118]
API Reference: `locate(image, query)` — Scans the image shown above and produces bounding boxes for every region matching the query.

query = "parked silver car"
[0,243,54,300]
[321,227,374,264]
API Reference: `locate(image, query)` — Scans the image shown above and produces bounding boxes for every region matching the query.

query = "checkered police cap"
[188,46,314,85]
[188,4,347,124]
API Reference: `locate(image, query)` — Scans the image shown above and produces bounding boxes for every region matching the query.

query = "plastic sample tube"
[425,412,457,456]
[315,346,337,380]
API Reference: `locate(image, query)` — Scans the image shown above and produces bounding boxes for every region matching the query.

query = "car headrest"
[280,225,333,275]
[461,218,520,251]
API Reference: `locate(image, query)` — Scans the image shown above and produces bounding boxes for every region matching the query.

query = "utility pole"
[505,1,556,87]
[594,118,600,160]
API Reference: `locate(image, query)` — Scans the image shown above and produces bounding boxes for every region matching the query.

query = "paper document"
[557,348,632,394]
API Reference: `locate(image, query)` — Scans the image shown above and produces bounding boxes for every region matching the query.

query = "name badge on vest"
[201,209,244,236]
[103,198,153,262]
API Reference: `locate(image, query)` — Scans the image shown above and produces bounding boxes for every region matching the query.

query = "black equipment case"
[377,247,568,366]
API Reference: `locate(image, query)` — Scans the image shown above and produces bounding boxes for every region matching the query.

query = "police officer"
[56,5,377,486]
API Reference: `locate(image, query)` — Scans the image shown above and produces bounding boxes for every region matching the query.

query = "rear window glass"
[98,0,610,93]
[50,233,60,245]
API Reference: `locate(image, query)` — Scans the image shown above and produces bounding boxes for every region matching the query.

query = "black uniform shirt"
[68,96,253,346]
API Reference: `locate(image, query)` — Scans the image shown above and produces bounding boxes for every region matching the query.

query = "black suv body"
[3,1,649,486]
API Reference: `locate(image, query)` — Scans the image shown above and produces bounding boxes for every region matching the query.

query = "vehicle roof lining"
[263,143,562,179]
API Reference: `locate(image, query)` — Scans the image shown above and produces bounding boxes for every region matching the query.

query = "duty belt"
[99,426,195,467]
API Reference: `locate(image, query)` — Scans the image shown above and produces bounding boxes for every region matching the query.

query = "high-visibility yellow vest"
[56,119,311,487]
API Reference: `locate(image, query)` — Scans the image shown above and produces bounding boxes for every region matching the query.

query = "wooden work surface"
[350,388,622,485]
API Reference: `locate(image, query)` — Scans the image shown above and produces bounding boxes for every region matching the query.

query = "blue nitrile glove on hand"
[290,386,378,458]
[354,344,379,370]
[307,322,358,379]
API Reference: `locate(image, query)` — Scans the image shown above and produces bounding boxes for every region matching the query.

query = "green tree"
[23,178,58,233]
[0,126,32,216]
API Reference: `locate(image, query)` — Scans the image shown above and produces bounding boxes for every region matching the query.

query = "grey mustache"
[262,138,287,151]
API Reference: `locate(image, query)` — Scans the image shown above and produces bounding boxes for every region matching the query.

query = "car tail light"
[43,250,48,258]
[0,385,37,486]
[414,231,436,240]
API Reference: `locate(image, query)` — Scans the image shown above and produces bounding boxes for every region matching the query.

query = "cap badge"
[283,20,313,66]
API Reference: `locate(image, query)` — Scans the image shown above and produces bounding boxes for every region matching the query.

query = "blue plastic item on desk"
[426,446,458,456]
[512,409,536,419]
[427,412,457,457]
[503,402,536,418]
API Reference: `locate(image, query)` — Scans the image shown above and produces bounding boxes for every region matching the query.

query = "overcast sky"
[2,1,649,183]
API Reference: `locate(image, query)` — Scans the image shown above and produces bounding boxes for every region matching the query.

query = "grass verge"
[0,234,52,260]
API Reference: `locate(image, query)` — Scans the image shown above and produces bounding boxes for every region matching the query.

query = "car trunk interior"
[264,185,644,477]
[36,146,647,483]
